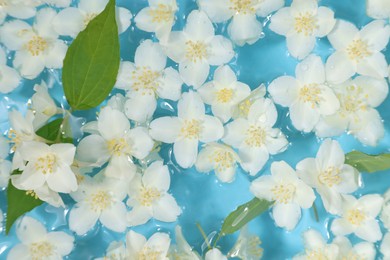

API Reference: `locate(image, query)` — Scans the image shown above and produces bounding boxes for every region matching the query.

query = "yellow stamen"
[294,12,318,36]
[30,241,54,260]
[346,39,372,62]
[149,4,174,23]
[26,36,48,56]
[299,84,322,108]
[185,40,208,63]
[216,88,234,103]
[35,154,56,174]
[245,125,266,147]
[132,66,161,95]
[139,187,161,207]
[347,209,366,226]
[89,191,112,212]
[180,119,202,139]
[229,0,256,14]
[318,166,342,187]
[271,183,295,204]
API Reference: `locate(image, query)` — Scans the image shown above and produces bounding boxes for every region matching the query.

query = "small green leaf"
[345,151,390,173]
[62,0,120,110]
[36,118,73,143]
[6,172,43,234]
[220,198,273,236]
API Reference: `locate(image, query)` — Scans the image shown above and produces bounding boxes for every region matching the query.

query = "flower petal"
[98,107,130,140]
[173,138,199,168]
[228,14,263,46]
[100,202,127,232]
[135,40,166,71]
[356,52,388,79]
[16,217,47,244]
[325,51,356,84]
[286,33,316,60]
[152,194,181,222]
[149,117,182,143]
[179,59,210,88]
[295,55,325,84]
[69,203,99,235]
[268,76,298,107]
[46,232,74,256]
[184,10,214,41]
[272,203,301,230]
[198,0,233,23]
[207,35,235,65]
[47,163,78,193]
[127,127,154,160]
[327,20,358,50]
[142,161,170,191]
[124,92,157,123]
[360,20,390,51]
[76,134,110,166]
[199,115,224,143]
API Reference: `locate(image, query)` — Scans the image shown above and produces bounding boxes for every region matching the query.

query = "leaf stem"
[312,202,319,222]
[196,222,211,250]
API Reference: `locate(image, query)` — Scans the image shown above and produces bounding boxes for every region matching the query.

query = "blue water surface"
[0,0,390,259]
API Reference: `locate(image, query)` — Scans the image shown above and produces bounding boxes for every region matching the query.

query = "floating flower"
[7,216,74,260]
[127,230,171,260]
[205,248,227,260]
[197,65,251,123]
[99,241,127,260]
[149,91,224,168]
[331,194,383,242]
[11,141,77,193]
[0,0,37,25]
[382,232,390,260]
[30,81,61,129]
[164,10,234,88]
[269,0,335,59]
[250,161,315,230]
[333,236,376,260]
[292,229,339,260]
[269,54,340,132]
[169,226,201,259]
[127,161,181,226]
[195,143,240,183]
[0,46,20,94]
[0,136,11,188]
[77,106,154,180]
[198,0,284,46]
[0,8,68,79]
[296,139,360,215]
[227,225,264,260]
[315,76,388,146]
[115,40,183,123]
[134,0,178,43]
[231,84,267,119]
[381,189,390,230]
[53,0,132,37]
[366,0,390,20]
[8,110,38,152]
[325,20,390,84]
[69,175,127,235]
[223,97,288,175]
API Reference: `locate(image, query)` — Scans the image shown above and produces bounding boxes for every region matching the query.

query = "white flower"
[269,0,335,59]
[195,143,240,183]
[134,0,177,43]
[0,46,20,93]
[127,230,171,260]
[77,106,154,180]
[366,0,390,19]
[11,141,77,193]
[44,0,71,8]
[231,84,267,119]
[205,248,227,260]
[115,40,183,123]
[325,20,390,84]
[315,76,388,146]
[292,229,339,260]
[198,0,283,46]
[0,0,37,24]
[0,8,68,79]
[268,54,340,132]
[0,135,11,188]
[296,139,360,215]
[331,194,383,242]
[382,232,390,260]
[250,161,316,230]
[8,110,37,152]
[333,236,376,260]
[69,175,127,235]
[222,97,288,175]
[381,189,390,230]
[100,241,127,260]
[52,0,132,38]
[150,91,224,168]
[227,225,263,260]
[165,10,234,88]
[169,226,201,260]
[7,216,74,260]
[127,161,181,226]
[30,81,61,129]
[198,65,251,123]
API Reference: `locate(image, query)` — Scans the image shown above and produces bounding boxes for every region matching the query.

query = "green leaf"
[6,172,43,234]
[35,118,73,143]
[220,198,273,236]
[345,151,390,173]
[62,0,120,110]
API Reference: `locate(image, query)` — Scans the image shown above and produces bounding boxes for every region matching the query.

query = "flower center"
[35,154,57,174]
[107,138,129,156]
[247,236,264,258]
[30,241,54,260]
[299,84,322,108]
[229,0,256,14]
[338,85,368,117]
[139,187,161,206]
[26,36,48,56]
[294,12,318,36]
[305,249,329,260]
[346,39,372,62]
[132,66,161,95]
[216,88,234,103]
[318,166,342,187]
[271,183,296,204]
[209,149,235,172]
[149,4,174,23]
[347,209,366,226]
[90,190,112,212]
[341,252,363,260]
[245,125,266,147]
[185,40,208,63]
[138,247,163,260]
[180,119,202,140]
[84,13,98,26]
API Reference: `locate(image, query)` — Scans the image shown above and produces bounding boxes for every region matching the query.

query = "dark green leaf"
[35,118,73,143]
[62,0,120,110]
[220,198,273,236]
[6,172,43,234]
[345,151,390,173]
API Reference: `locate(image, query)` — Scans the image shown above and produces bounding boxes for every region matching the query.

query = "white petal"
[239,146,269,175]
[272,203,301,230]
[198,0,232,23]
[46,232,74,256]
[13,165,45,190]
[165,31,187,63]
[317,139,344,168]
[222,118,248,147]
[325,51,356,84]
[286,33,316,60]
[51,143,76,165]
[79,0,107,13]
[143,161,170,191]
[100,202,127,232]
[359,194,383,217]
[353,76,388,107]
[256,0,284,17]
[145,233,171,257]
[179,59,210,88]
[44,41,68,69]
[360,20,390,51]
[153,194,181,222]
[98,107,130,140]
[248,98,278,126]
[173,139,199,168]
[184,10,214,41]
[205,248,227,260]
[228,14,262,46]
[76,134,110,166]
[318,187,343,215]
[317,85,340,115]
[52,8,84,37]
[294,180,316,208]
[213,65,237,85]
[327,20,358,50]
[366,0,390,19]
[355,219,382,242]
[302,229,326,250]
[47,164,78,193]
[289,101,320,132]
[127,206,152,226]
[105,155,136,180]
[127,127,154,159]
[207,35,235,65]
[135,40,166,71]
[149,117,182,143]
[116,7,132,34]
[269,7,293,36]
[295,55,325,84]
[126,230,147,257]
[331,218,354,236]
[353,242,376,260]
[352,109,384,146]
[157,67,183,101]
[356,52,388,79]
[0,20,31,51]
[315,7,336,37]
[34,8,58,39]
[134,7,155,33]
[124,92,157,123]
[16,217,47,244]
[268,76,298,107]
[199,115,224,143]
[315,114,348,138]
[178,91,205,119]
[69,203,99,235]
[6,244,30,260]
[13,51,45,80]
[0,65,21,94]
[115,61,136,90]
